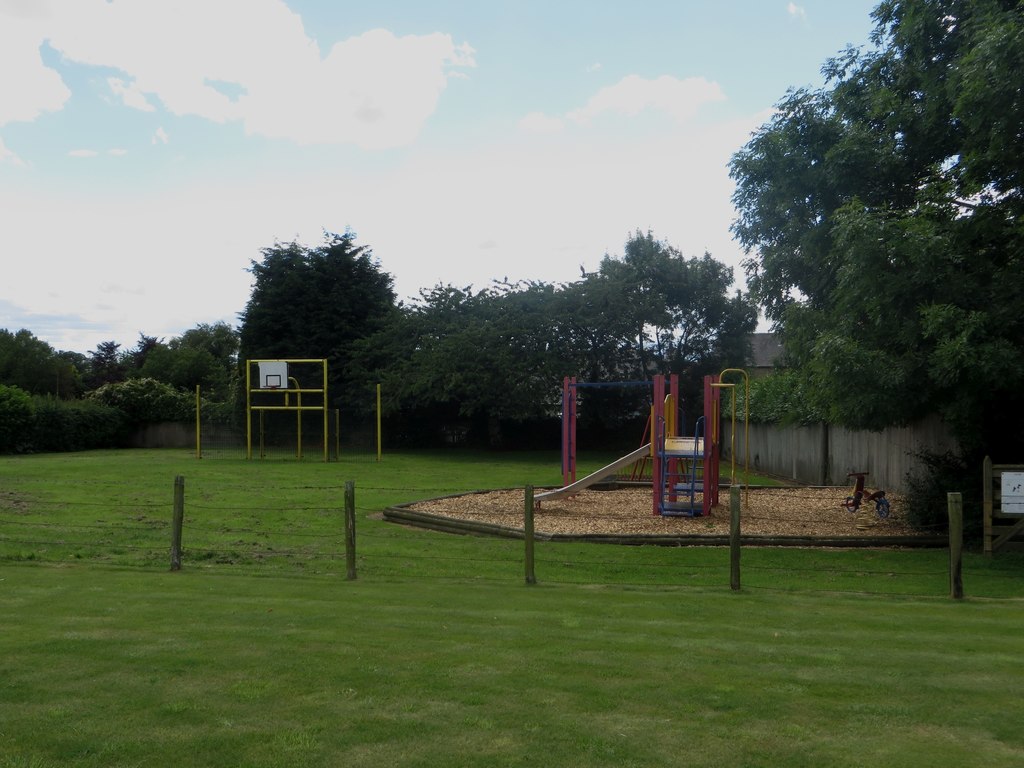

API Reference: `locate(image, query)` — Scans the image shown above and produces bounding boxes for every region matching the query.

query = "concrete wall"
[731,414,959,492]
[130,422,240,449]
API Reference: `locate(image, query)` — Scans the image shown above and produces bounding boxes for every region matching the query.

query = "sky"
[1,0,881,354]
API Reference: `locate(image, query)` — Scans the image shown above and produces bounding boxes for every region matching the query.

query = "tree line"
[0,229,757,452]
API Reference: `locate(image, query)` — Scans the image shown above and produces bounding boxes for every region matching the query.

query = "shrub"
[87,378,192,425]
[903,450,981,538]
[0,384,34,453]
[29,396,128,452]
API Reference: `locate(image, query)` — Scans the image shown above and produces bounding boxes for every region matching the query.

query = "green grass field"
[2,449,1023,767]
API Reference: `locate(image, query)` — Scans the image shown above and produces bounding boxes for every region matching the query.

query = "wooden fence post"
[729,485,741,590]
[344,481,357,581]
[170,475,184,571]
[524,485,536,585]
[983,456,993,556]
[948,492,964,599]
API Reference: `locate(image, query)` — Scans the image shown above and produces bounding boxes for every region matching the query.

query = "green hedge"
[29,396,128,452]
[0,384,34,453]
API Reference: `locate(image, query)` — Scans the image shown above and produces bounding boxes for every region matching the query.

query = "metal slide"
[535,443,652,502]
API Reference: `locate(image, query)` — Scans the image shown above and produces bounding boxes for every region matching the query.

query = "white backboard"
[258,361,289,390]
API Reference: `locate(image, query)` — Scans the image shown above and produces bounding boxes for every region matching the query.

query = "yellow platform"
[664,436,704,455]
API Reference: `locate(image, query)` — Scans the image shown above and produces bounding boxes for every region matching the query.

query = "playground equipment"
[841,472,891,519]
[539,378,652,503]
[651,374,719,516]
[546,371,749,517]
[245,359,331,462]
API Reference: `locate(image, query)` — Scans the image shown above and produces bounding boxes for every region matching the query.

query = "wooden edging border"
[383,499,948,549]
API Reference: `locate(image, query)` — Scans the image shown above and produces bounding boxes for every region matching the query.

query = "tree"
[0,329,81,398]
[360,231,755,448]
[84,341,126,390]
[239,232,398,418]
[570,232,756,429]
[137,322,239,401]
[362,280,576,446]
[125,334,162,372]
[729,0,1024,461]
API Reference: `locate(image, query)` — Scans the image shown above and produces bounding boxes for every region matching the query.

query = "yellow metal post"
[710,382,737,487]
[322,360,329,463]
[195,385,201,459]
[245,362,252,459]
[717,368,750,505]
[376,383,383,462]
[288,376,303,460]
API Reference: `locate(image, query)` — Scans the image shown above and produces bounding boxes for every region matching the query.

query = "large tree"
[0,329,81,397]
[238,232,397,414]
[729,0,1024,460]
[84,341,126,390]
[592,231,755,382]
[566,232,756,432]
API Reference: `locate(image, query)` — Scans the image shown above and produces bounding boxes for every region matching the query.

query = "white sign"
[1002,472,1024,514]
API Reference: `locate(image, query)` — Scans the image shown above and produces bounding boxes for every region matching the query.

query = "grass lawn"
[2,449,1023,767]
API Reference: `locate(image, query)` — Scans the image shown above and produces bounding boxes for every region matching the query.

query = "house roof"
[748,332,785,368]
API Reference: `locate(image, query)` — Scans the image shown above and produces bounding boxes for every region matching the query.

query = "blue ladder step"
[659,503,704,517]
[672,483,703,492]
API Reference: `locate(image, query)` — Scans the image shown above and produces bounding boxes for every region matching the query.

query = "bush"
[87,378,192,425]
[903,450,981,538]
[29,396,128,452]
[0,383,34,453]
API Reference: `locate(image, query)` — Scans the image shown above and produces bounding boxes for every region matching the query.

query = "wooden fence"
[983,457,1024,554]
[733,414,958,493]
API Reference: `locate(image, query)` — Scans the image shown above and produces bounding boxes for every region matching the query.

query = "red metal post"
[561,377,578,486]
[703,374,721,515]
[652,374,665,516]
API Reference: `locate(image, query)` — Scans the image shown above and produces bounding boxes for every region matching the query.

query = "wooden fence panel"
[739,415,958,493]
[983,457,1024,554]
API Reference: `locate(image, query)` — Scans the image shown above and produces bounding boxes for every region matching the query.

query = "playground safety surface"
[394,486,944,545]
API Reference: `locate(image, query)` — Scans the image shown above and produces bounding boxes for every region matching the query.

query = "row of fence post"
[168,475,358,580]
[169,475,964,599]
[523,484,966,599]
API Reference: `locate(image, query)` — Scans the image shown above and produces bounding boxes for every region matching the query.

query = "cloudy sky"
[1,0,879,354]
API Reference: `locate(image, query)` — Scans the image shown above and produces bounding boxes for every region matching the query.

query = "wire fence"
[1,476,1020,599]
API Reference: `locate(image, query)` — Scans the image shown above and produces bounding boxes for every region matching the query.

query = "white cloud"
[518,111,564,134]
[108,77,156,112]
[1,99,768,352]
[585,62,602,73]
[68,149,99,157]
[0,7,71,126]
[9,0,475,149]
[566,74,725,125]
[240,27,476,148]
[787,3,808,21]
[152,127,169,145]
[0,136,25,166]
[107,148,128,156]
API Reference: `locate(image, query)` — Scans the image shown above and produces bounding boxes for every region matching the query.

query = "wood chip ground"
[408,486,923,538]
